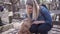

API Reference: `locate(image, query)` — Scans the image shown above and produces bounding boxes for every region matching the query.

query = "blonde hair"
[26,0,40,20]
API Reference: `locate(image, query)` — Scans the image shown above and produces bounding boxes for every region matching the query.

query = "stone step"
[0,24,13,33]
[1,29,18,34]
[0,22,21,33]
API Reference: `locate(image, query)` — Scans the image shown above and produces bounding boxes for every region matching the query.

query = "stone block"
[2,24,13,32]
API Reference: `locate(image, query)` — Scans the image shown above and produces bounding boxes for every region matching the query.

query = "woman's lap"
[29,24,38,33]
[29,23,51,33]
[38,23,51,33]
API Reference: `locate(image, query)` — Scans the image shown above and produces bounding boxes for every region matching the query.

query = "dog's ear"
[23,18,31,21]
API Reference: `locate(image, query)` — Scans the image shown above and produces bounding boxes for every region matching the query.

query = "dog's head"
[22,18,32,28]
[18,18,32,34]
[23,18,32,24]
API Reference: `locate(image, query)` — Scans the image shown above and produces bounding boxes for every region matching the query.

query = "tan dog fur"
[18,18,32,34]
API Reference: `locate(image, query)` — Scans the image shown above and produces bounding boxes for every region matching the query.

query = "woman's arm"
[33,6,52,25]
[33,21,45,24]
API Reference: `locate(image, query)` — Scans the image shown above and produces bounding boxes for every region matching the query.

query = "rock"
[12,23,21,29]
[0,26,3,33]
[2,24,13,32]
[1,29,18,34]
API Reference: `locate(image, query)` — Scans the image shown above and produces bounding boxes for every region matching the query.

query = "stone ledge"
[0,24,14,33]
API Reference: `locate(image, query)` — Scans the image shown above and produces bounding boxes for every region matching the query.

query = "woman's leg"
[40,31,48,34]
[38,23,51,34]
[29,24,38,33]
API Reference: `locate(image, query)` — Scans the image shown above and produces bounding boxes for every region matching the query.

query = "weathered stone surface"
[1,29,18,34]
[0,26,3,33]
[12,22,21,29]
[1,24,13,32]
[1,9,9,24]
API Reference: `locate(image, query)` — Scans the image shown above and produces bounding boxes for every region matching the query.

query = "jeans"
[29,23,52,34]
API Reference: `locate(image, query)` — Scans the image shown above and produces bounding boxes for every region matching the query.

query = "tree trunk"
[59,0,60,21]
[10,0,20,19]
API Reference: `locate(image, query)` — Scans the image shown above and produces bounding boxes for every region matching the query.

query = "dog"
[18,18,32,34]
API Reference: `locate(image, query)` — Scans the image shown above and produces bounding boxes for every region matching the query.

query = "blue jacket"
[25,6,52,26]
[37,6,52,26]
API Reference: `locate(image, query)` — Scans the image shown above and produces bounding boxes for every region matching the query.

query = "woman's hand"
[33,21,39,24]
[32,21,45,24]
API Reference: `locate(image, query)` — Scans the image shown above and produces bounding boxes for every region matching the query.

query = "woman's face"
[26,5,33,13]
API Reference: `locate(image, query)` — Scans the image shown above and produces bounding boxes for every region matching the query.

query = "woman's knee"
[29,24,38,33]
[38,24,51,32]
[29,27,37,33]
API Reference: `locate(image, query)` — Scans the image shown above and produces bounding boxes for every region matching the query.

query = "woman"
[26,0,52,34]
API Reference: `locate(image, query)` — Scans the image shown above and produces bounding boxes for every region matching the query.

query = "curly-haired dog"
[18,18,32,34]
